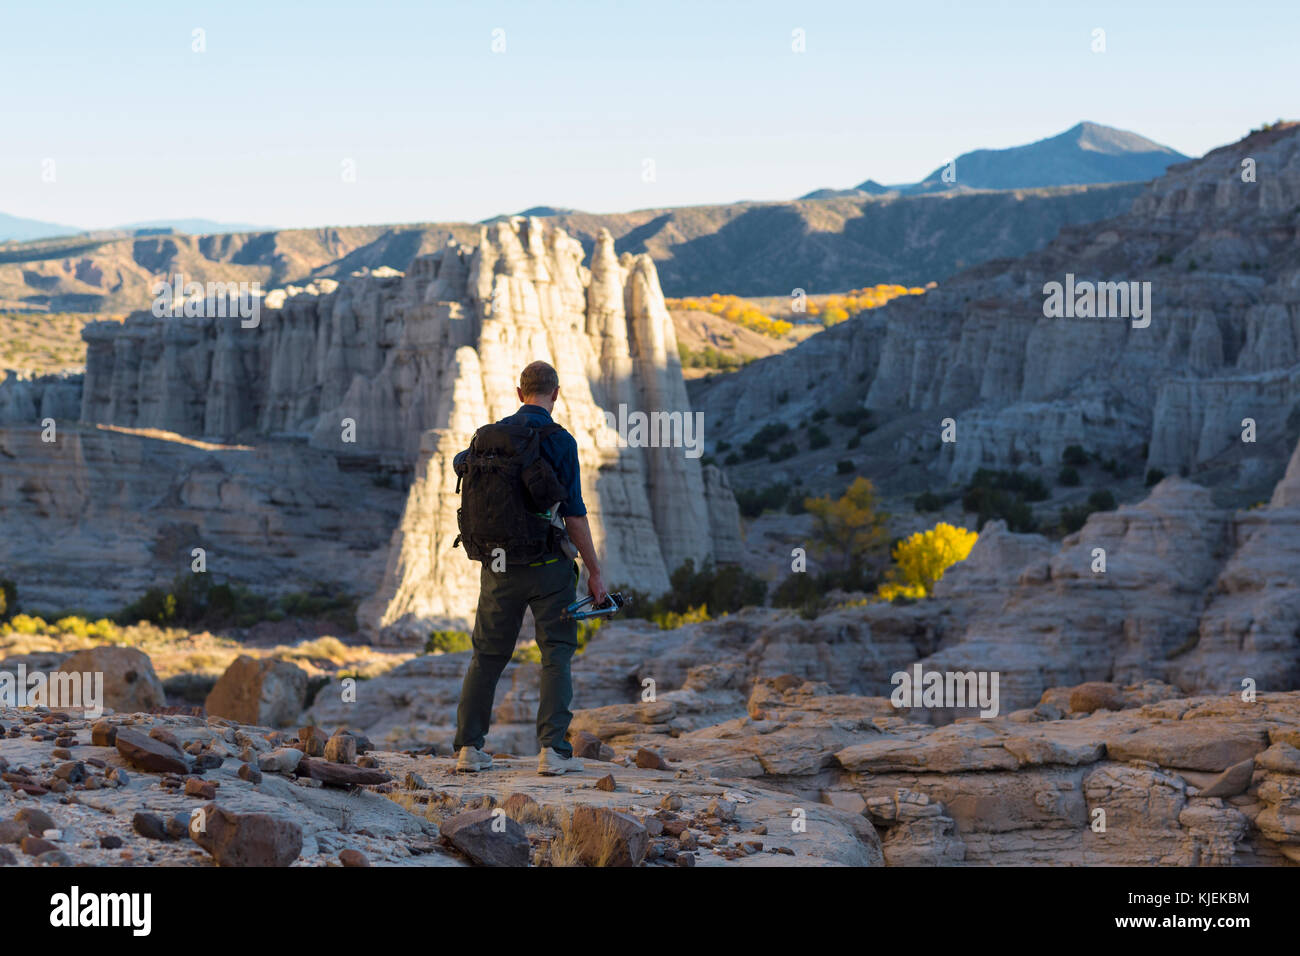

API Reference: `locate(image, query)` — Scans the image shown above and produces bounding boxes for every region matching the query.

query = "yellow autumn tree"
[804,476,890,576]
[878,522,978,601]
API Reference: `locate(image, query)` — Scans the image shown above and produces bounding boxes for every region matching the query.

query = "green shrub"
[734,482,791,517]
[836,459,855,474]
[1145,468,1165,486]
[914,491,942,512]
[426,630,472,654]
[117,574,355,630]
[0,578,14,621]
[742,422,791,460]
[625,559,767,628]
[1087,489,1117,512]
[1062,445,1089,467]
[768,441,798,462]
[808,426,830,450]
[1058,466,1080,486]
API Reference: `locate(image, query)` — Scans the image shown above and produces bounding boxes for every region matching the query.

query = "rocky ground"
[3,672,1298,867]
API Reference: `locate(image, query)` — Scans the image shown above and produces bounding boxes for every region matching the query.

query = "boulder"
[1106,721,1268,771]
[189,803,303,867]
[567,806,648,867]
[114,727,190,774]
[440,808,529,867]
[55,646,166,713]
[205,656,307,727]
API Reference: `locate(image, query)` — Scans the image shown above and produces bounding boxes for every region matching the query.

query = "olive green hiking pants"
[453,556,580,758]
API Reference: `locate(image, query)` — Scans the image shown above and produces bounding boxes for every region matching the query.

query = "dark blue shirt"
[455,404,586,518]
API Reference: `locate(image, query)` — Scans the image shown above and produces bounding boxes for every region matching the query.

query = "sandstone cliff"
[2,219,738,632]
[697,123,1300,491]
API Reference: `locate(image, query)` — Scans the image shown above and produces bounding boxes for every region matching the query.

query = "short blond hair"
[519,360,559,398]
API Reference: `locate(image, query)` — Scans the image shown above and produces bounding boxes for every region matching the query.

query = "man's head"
[517,360,560,411]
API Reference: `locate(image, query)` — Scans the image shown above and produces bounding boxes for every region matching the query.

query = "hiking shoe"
[537,748,584,776]
[456,746,494,772]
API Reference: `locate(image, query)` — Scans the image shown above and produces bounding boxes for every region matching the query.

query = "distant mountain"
[0,180,1141,312]
[480,206,582,223]
[800,179,894,200]
[0,212,82,242]
[803,122,1189,199]
[113,218,272,235]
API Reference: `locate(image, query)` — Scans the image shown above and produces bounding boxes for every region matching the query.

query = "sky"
[1,0,1296,231]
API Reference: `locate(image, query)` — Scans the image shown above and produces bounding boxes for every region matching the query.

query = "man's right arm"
[563,514,608,605]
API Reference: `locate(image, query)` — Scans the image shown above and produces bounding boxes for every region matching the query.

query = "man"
[452,360,608,776]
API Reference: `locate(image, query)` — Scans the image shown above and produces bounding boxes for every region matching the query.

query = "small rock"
[185,778,217,800]
[115,728,190,774]
[501,792,539,818]
[567,806,648,867]
[190,803,304,867]
[15,808,55,836]
[440,808,529,867]
[298,726,329,757]
[37,850,73,866]
[237,763,263,784]
[257,748,304,775]
[404,771,428,790]
[99,835,123,849]
[294,757,389,787]
[595,774,616,792]
[21,836,58,856]
[53,761,86,784]
[635,748,669,770]
[708,798,737,822]
[0,819,29,843]
[678,829,698,851]
[570,730,608,760]
[133,812,170,841]
[339,848,370,867]
[676,852,695,867]
[324,734,357,765]
[0,847,14,866]
[660,792,683,810]
[165,813,190,840]
[90,721,117,747]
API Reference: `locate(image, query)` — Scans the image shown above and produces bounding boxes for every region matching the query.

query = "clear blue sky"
[2,0,1295,230]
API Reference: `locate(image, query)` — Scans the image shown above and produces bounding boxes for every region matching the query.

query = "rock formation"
[1,218,738,632]
[698,123,1300,489]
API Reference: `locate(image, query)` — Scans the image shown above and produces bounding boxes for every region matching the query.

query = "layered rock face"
[699,123,1300,487]
[0,424,404,614]
[25,218,736,630]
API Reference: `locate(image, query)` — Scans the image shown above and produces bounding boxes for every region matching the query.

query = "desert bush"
[804,476,891,578]
[913,491,942,512]
[0,578,14,621]
[734,482,790,517]
[117,575,356,630]
[1061,445,1090,467]
[877,522,978,600]
[836,459,855,474]
[808,426,830,450]
[624,558,766,628]
[1058,466,1080,486]
[1145,468,1165,486]
[427,630,473,654]
[768,441,798,463]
